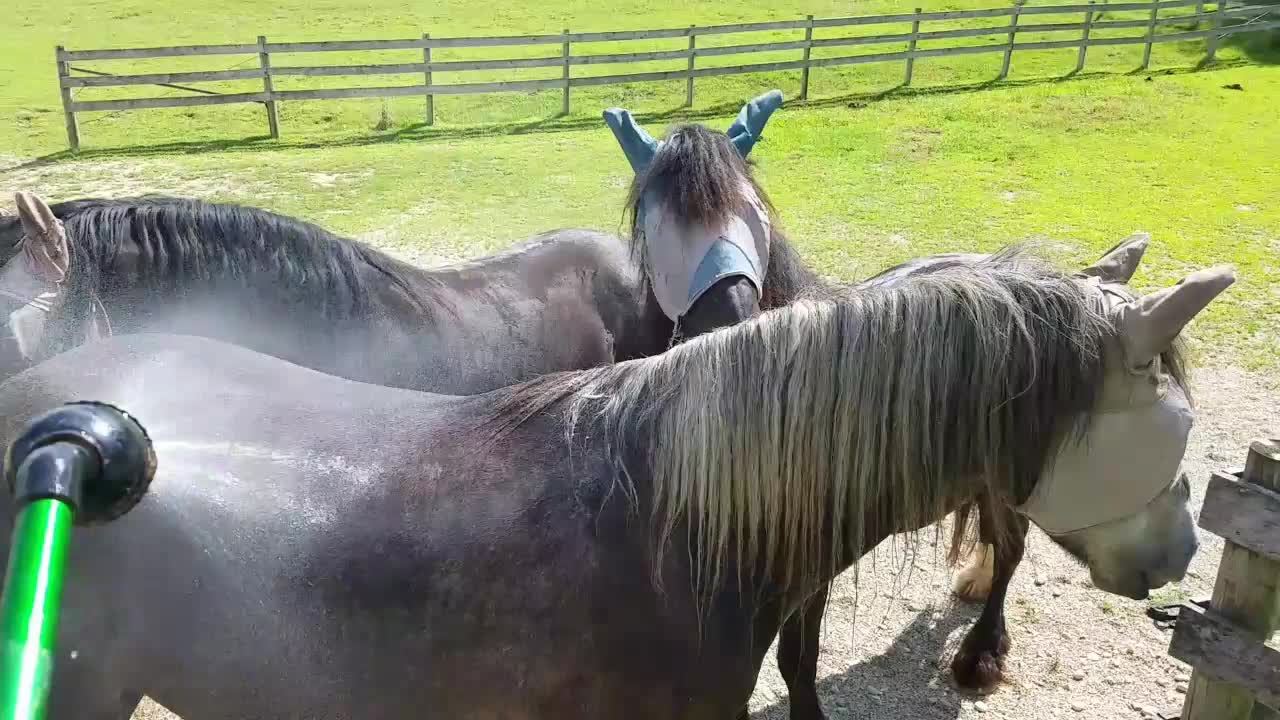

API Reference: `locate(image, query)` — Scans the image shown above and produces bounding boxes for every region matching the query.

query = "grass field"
[1,0,1277,372]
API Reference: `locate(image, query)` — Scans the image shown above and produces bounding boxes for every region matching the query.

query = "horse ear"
[1077,232,1150,284]
[14,191,69,283]
[602,108,659,173]
[727,89,784,157]
[1113,264,1235,366]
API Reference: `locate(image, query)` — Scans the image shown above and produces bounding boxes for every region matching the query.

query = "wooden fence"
[54,0,1280,150]
[1166,439,1280,720]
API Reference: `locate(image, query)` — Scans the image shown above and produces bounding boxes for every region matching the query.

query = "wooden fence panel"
[1177,440,1280,720]
[1168,603,1280,712]
[59,43,259,61]
[50,0,1278,149]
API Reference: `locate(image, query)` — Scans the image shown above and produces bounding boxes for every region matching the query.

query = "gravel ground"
[128,364,1276,720]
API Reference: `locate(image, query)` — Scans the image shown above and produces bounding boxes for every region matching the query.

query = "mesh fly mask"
[1017,282,1195,535]
[604,89,783,328]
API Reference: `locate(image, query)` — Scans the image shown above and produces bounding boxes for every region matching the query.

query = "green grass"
[1,0,1277,372]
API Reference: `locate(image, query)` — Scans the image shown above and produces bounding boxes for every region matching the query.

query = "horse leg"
[950,509,1028,693]
[776,583,829,720]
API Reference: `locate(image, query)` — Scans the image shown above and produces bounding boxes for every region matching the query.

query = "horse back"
[0,334,743,717]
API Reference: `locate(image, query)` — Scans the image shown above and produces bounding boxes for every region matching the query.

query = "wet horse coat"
[0,249,1226,719]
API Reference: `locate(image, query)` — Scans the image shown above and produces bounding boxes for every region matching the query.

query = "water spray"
[0,402,155,720]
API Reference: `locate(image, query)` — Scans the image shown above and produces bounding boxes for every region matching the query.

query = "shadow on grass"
[16,56,1254,167]
[749,608,975,720]
[1221,13,1280,66]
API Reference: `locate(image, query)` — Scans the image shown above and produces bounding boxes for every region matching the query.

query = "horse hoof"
[786,698,827,720]
[951,648,1004,692]
[950,629,1011,693]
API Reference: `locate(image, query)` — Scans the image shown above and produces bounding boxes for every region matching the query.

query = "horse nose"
[1150,533,1199,588]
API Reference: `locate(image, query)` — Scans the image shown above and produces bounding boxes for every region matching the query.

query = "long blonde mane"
[498,251,1118,602]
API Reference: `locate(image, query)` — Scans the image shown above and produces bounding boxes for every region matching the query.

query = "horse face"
[603,93,783,340]
[1051,472,1197,600]
[636,159,772,335]
[1020,257,1235,600]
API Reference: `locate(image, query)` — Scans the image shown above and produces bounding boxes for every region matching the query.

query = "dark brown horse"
[0,192,747,393]
[0,247,1227,719]
[0,92,792,387]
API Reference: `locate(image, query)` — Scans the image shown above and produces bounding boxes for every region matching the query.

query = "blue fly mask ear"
[725,89,784,158]
[601,108,660,173]
[601,88,784,170]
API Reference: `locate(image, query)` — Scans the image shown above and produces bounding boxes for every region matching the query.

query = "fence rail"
[1167,439,1280,720]
[53,0,1280,150]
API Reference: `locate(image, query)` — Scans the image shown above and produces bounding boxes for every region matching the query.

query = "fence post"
[1074,2,1096,74]
[801,15,814,99]
[686,26,696,106]
[257,35,279,139]
[1141,2,1160,69]
[422,33,434,126]
[903,10,921,86]
[1180,439,1280,720]
[561,28,571,115]
[54,47,80,152]
[1000,1,1023,80]
[1205,0,1228,64]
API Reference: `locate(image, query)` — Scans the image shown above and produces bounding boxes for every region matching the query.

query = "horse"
[601,98,1172,711]
[0,248,1230,719]
[0,189,774,395]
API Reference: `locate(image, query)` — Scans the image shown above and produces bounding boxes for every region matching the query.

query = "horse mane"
[494,247,1140,604]
[624,123,763,240]
[48,196,433,324]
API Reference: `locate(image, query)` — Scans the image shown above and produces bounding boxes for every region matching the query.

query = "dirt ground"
[128,363,1277,720]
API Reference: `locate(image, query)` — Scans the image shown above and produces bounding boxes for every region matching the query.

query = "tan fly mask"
[1018,235,1235,535]
[0,192,108,366]
[604,90,783,325]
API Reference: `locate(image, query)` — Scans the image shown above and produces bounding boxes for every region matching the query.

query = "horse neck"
[760,232,830,309]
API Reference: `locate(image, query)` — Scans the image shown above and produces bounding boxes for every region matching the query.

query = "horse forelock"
[559,248,1119,607]
[621,124,805,313]
[624,124,774,253]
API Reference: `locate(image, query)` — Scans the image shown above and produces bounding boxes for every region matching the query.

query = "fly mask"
[1017,270,1234,535]
[603,89,784,324]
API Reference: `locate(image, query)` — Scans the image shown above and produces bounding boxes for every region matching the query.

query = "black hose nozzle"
[4,401,156,525]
